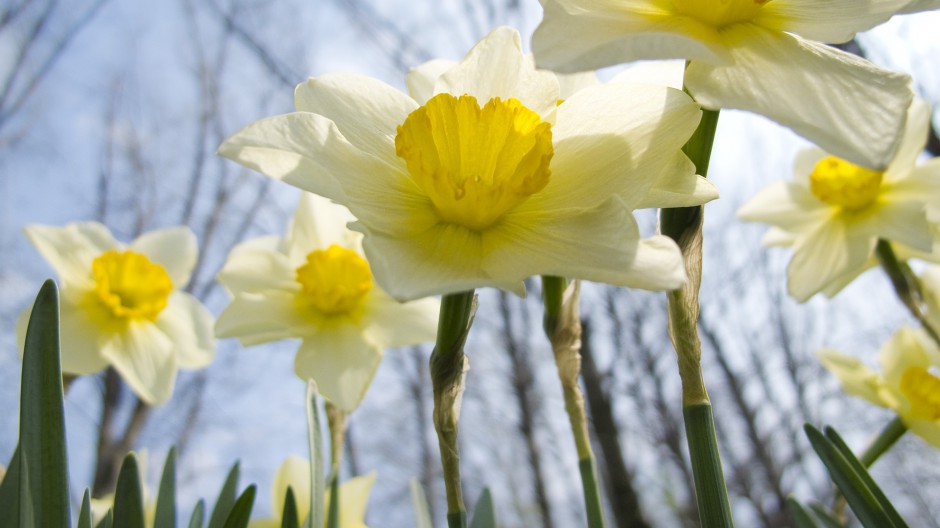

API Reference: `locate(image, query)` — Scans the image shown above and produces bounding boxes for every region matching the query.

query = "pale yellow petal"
[286,193,359,266]
[272,455,312,523]
[685,26,911,170]
[406,59,455,104]
[336,473,376,527]
[757,0,911,43]
[294,325,383,411]
[130,227,198,287]
[215,291,310,346]
[850,200,932,252]
[634,152,718,209]
[293,74,417,166]
[155,292,215,369]
[884,98,931,179]
[23,222,118,289]
[17,295,109,375]
[905,417,940,450]
[362,291,439,349]
[817,349,889,408]
[737,181,831,233]
[100,322,177,406]
[787,221,874,302]
[878,326,932,390]
[216,239,297,295]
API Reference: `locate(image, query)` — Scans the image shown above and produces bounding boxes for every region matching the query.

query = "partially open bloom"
[18,223,214,405]
[738,99,940,301]
[530,0,940,169]
[250,455,375,528]
[819,326,940,449]
[215,193,439,411]
[219,27,713,301]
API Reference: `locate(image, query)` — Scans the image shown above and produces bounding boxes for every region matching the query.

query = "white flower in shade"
[18,223,214,405]
[738,99,940,302]
[819,326,940,449]
[529,0,940,169]
[249,455,375,528]
[219,27,714,301]
[215,193,439,411]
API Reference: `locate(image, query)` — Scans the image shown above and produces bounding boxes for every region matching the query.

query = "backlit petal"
[130,227,198,287]
[23,222,118,289]
[294,325,382,411]
[156,293,215,369]
[100,322,177,405]
[787,221,874,302]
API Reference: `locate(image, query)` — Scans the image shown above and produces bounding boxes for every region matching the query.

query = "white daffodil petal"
[787,221,873,302]
[820,260,876,298]
[130,227,198,287]
[286,193,359,264]
[218,112,390,202]
[489,201,685,291]
[101,322,177,405]
[817,349,888,408]
[17,298,109,375]
[215,291,310,346]
[635,152,718,209]
[555,70,599,100]
[900,0,940,13]
[885,159,940,202]
[886,98,931,176]
[758,0,911,43]
[156,293,215,369]
[272,456,312,523]
[762,227,797,247]
[547,82,701,210]
[532,0,730,73]
[293,74,417,165]
[737,182,830,232]
[685,26,912,170]
[216,242,297,295]
[406,59,455,104]
[294,325,383,412]
[24,223,118,288]
[361,224,525,301]
[856,201,932,252]
[363,291,439,348]
[610,61,685,89]
[437,27,560,118]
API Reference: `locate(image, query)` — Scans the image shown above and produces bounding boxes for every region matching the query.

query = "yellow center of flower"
[809,156,883,211]
[671,0,769,28]
[900,366,940,420]
[395,93,553,231]
[295,245,373,315]
[92,250,173,321]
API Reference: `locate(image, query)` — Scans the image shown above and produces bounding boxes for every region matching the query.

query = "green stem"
[859,416,907,468]
[684,404,734,528]
[541,276,607,527]
[875,239,940,345]
[430,291,477,528]
[326,473,340,528]
[661,99,733,526]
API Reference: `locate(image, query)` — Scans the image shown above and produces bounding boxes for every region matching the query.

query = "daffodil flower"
[219,27,713,301]
[819,326,940,449]
[250,455,375,528]
[530,0,940,169]
[18,223,214,405]
[738,99,940,302]
[214,193,439,411]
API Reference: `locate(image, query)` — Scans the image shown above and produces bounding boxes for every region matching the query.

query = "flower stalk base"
[430,291,477,528]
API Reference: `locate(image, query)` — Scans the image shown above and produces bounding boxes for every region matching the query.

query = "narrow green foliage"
[808,504,846,528]
[409,479,434,528]
[221,485,257,528]
[208,463,241,528]
[113,453,146,528]
[468,488,496,528]
[189,500,206,528]
[78,489,94,528]
[326,474,340,528]
[281,486,300,528]
[155,447,178,528]
[804,424,904,528]
[16,453,35,528]
[787,497,821,528]
[306,383,326,528]
[95,510,113,528]
[19,280,70,527]
[0,447,22,524]
[823,427,907,527]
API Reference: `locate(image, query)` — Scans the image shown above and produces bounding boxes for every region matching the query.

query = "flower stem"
[541,277,607,528]
[430,291,477,528]
[859,416,907,468]
[324,402,347,528]
[660,102,733,527]
[875,239,940,345]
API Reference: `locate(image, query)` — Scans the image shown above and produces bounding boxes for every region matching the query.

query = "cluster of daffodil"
[12,0,940,526]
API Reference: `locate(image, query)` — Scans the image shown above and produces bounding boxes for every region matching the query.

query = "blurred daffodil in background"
[819,325,940,449]
[530,0,940,169]
[738,99,940,301]
[18,223,215,405]
[219,27,714,300]
[215,193,439,411]
[250,455,375,528]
